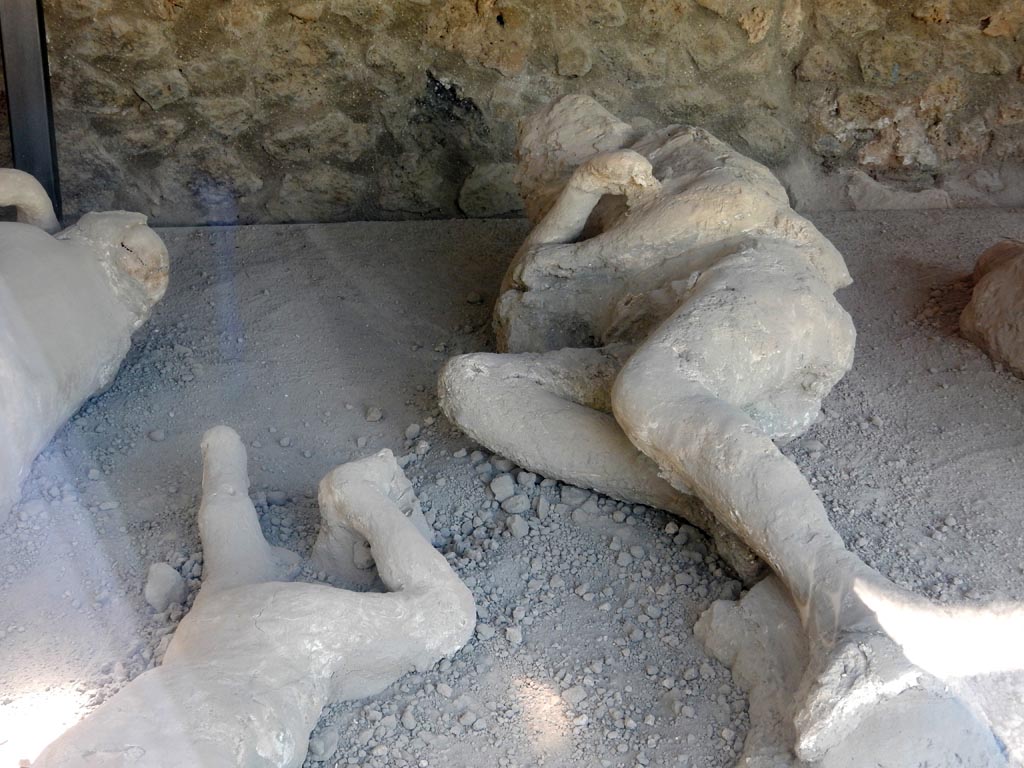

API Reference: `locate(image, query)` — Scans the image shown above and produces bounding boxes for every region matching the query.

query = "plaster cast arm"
[33,427,475,768]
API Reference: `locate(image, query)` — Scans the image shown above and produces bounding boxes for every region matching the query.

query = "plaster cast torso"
[499,124,854,444]
[498,127,851,375]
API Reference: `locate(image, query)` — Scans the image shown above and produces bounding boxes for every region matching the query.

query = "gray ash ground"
[2,213,1023,766]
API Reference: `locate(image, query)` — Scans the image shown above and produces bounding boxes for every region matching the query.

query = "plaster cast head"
[57,211,170,327]
[514,94,640,222]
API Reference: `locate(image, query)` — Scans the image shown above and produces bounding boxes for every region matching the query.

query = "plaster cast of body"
[0,169,169,520]
[33,426,476,767]
[439,96,1005,763]
[960,239,1024,378]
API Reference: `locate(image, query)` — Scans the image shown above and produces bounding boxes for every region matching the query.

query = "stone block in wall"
[858,32,940,85]
[980,1,1024,37]
[812,0,883,39]
[263,113,371,165]
[458,163,522,217]
[266,167,367,222]
[426,0,533,76]
[378,151,460,217]
[796,44,852,81]
[195,97,256,139]
[738,113,795,164]
[133,68,190,111]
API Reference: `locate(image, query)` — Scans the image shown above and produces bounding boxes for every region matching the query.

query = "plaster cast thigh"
[625,244,856,441]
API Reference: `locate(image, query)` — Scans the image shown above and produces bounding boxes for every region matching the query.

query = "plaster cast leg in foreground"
[610,256,944,760]
[696,577,1008,767]
[438,347,763,583]
[33,427,475,768]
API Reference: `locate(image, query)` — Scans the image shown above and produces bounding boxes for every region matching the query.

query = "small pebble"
[507,515,529,538]
[490,474,515,502]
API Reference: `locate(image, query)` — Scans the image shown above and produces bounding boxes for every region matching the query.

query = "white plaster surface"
[33,428,474,767]
[444,97,1006,762]
[0,170,168,520]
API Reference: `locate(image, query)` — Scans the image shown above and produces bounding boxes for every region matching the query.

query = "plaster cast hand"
[573,150,661,204]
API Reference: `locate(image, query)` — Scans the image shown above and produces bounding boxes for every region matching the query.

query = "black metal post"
[0,0,60,219]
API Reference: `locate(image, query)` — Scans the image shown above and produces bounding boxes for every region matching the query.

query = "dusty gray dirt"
[1,212,1023,767]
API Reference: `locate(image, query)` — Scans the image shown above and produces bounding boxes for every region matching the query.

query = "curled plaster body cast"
[440,96,1008,764]
[0,169,169,520]
[33,426,476,767]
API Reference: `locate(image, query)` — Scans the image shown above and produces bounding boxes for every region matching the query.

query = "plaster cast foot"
[793,629,925,761]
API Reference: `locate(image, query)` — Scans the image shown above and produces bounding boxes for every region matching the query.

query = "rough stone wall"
[25,0,1024,224]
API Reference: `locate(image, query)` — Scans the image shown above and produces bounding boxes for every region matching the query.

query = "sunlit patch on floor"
[511,676,572,755]
[0,686,89,765]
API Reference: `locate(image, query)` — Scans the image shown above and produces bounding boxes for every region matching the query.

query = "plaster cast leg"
[316,449,474,620]
[439,346,763,583]
[696,578,1008,767]
[0,168,60,232]
[312,446,435,589]
[34,429,474,768]
[611,259,940,761]
[194,426,300,596]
